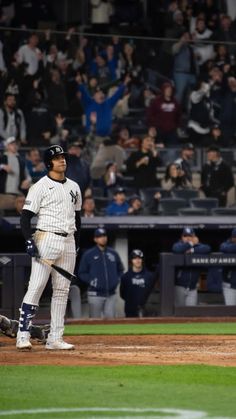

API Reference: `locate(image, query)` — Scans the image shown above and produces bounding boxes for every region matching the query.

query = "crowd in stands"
[1,0,236,217]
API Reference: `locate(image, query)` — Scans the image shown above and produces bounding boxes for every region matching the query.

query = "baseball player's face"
[94,235,108,248]
[51,154,67,173]
[132,257,143,270]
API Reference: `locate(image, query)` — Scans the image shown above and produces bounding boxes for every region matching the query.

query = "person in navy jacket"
[120,249,156,317]
[172,227,211,306]
[78,227,124,318]
[219,228,236,305]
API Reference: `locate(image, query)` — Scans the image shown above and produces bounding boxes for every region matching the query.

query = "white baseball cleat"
[16,331,32,350]
[45,339,75,350]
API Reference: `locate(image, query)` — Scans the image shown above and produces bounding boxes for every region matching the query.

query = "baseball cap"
[231,228,236,238]
[182,227,195,236]
[182,142,194,150]
[4,136,16,146]
[130,249,144,259]
[114,187,126,195]
[94,227,107,237]
[68,140,84,149]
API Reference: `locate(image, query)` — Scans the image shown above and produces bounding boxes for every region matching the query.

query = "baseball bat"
[39,258,77,282]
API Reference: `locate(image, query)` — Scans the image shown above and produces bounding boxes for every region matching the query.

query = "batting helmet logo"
[44,145,67,170]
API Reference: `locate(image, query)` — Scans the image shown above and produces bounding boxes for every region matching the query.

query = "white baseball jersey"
[23,175,82,235]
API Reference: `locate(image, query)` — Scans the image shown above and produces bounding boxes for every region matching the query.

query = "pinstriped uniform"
[22,175,82,341]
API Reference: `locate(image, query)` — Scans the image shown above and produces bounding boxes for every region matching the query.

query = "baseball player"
[172,228,211,306]
[16,145,82,350]
[120,249,156,317]
[78,227,124,318]
[219,228,236,305]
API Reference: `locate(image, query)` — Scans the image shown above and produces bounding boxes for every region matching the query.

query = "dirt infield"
[1,334,236,367]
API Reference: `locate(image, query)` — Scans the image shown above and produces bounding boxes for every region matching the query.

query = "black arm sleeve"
[20,209,36,240]
[74,210,81,248]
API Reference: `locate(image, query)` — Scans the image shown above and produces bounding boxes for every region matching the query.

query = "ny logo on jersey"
[70,190,78,204]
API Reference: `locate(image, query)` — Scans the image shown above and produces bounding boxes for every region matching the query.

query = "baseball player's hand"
[26,238,40,258]
[76,247,80,256]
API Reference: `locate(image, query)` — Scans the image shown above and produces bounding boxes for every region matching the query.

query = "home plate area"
[1,334,236,366]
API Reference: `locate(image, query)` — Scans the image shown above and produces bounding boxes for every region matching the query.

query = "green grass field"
[1,322,236,419]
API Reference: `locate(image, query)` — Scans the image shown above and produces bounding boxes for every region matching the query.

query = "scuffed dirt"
[1,334,236,367]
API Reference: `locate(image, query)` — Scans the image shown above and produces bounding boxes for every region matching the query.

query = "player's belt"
[37,229,68,237]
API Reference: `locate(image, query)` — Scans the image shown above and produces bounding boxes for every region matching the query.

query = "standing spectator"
[201,145,234,207]
[120,249,156,317]
[187,80,214,146]
[213,15,236,57]
[16,33,42,77]
[0,94,26,144]
[90,135,125,180]
[78,227,124,318]
[219,76,236,146]
[24,86,54,146]
[25,148,47,183]
[172,228,211,307]
[0,137,31,211]
[126,136,162,189]
[191,17,214,70]
[174,142,195,184]
[219,229,236,305]
[172,32,197,106]
[146,82,181,146]
[66,141,91,197]
[90,0,113,34]
[105,187,130,216]
[46,69,68,116]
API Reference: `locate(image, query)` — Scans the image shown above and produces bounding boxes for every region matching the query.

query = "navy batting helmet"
[43,145,67,170]
[130,249,144,259]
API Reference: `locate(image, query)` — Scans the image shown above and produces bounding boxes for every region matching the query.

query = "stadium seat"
[139,187,170,209]
[211,207,236,216]
[172,189,199,202]
[190,198,219,214]
[158,198,188,215]
[178,207,208,216]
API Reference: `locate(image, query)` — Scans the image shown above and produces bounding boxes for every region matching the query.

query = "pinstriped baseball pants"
[23,231,76,341]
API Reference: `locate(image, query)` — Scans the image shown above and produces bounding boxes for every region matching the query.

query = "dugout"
[1,215,236,318]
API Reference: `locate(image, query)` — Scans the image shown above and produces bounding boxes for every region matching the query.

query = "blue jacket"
[105,201,129,216]
[78,245,124,297]
[172,240,211,289]
[120,268,156,317]
[78,83,125,136]
[219,240,236,289]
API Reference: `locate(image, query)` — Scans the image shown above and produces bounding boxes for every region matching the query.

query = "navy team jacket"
[172,241,211,289]
[220,240,236,289]
[120,268,156,317]
[78,245,124,297]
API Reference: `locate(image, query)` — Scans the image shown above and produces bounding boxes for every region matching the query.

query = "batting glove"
[26,238,40,258]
